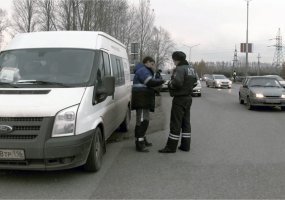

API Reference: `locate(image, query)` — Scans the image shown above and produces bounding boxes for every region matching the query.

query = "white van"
[0,31,131,172]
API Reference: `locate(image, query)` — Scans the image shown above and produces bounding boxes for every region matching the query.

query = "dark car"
[239,76,285,110]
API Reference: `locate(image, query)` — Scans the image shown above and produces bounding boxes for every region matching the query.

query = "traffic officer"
[132,56,165,152]
[159,51,197,153]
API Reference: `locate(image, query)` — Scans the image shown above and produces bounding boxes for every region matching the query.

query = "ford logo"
[0,125,13,134]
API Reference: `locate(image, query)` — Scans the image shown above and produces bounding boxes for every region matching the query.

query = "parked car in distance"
[239,76,285,110]
[206,74,232,88]
[161,73,171,91]
[202,74,211,81]
[192,79,202,97]
[264,75,285,88]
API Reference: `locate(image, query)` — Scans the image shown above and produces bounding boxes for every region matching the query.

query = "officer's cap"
[172,51,186,61]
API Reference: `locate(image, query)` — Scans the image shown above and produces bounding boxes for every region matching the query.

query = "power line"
[269,28,284,68]
[257,53,261,75]
[232,45,238,69]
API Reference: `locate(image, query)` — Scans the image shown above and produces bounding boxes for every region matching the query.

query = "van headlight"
[282,94,285,98]
[52,105,78,137]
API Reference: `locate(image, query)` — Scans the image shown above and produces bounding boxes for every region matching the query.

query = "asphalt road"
[1,82,285,199]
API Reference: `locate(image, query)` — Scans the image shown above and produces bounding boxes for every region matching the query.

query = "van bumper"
[0,131,93,171]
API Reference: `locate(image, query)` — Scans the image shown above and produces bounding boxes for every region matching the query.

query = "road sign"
[240,43,253,53]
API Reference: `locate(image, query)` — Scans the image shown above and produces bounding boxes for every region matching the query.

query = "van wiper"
[249,84,263,87]
[16,80,70,87]
[0,82,19,88]
[264,85,279,88]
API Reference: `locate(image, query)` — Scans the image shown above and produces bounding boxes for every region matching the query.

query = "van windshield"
[0,49,95,87]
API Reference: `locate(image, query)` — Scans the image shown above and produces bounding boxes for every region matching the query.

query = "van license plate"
[0,149,25,160]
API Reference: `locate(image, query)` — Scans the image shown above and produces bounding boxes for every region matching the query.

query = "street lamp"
[184,44,200,63]
[245,0,252,76]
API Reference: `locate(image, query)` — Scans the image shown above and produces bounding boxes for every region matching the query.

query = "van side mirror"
[103,76,115,96]
[95,88,108,103]
[92,76,115,105]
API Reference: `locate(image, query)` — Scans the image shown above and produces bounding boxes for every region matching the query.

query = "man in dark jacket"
[159,51,197,153]
[132,56,165,152]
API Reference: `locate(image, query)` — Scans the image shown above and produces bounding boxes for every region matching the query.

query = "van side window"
[110,55,125,86]
[96,52,104,87]
[96,51,112,88]
[102,52,111,76]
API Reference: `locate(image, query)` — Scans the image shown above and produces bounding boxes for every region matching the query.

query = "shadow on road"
[107,95,167,144]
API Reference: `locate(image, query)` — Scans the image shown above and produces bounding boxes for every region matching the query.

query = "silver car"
[239,76,285,110]
[264,75,285,88]
[206,74,232,88]
[192,80,202,97]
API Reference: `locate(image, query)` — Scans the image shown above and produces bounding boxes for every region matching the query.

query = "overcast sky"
[131,0,285,63]
[1,0,285,63]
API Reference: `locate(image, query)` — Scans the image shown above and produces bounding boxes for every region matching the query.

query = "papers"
[0,67,21,82]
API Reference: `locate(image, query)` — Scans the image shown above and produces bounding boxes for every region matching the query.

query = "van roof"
[5,31,126,51]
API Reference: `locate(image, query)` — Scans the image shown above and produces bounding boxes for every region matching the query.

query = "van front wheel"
[84,128,103,172]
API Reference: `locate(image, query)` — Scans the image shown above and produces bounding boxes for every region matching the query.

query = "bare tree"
[135,0,155,61]
[120,5,138,54]
[57,0,79,30]
[0,9,10,33]
[37,0,57,31]
[76,0,94,31]
[147,27,175,69]
[0,8,10,49]
[12,0,38,33]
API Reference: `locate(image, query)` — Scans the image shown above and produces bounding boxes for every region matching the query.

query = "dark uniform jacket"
[168,63,197,97]
[131,63,164,112]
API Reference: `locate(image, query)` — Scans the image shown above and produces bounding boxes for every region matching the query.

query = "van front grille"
[13,126,41,131]
[0,117,50,140]
[0,117,43,122]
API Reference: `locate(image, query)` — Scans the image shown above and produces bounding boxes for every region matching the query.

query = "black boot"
[158,136,178,153]
[144,136,152,147]
[158,146,176,153]
[179,134,191,152]
[135,140,149,152]
[178,146,190,152]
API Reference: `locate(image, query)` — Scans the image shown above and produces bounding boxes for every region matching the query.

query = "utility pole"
[184,44,200,63]
[257,53,261,75]
[245,0,252,76]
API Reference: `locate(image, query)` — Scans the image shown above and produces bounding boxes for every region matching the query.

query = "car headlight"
[216,80,220,84]
[281,94,285,98]
[52,105,78,137]
[256,93,264,98]
[229,81,232,84]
